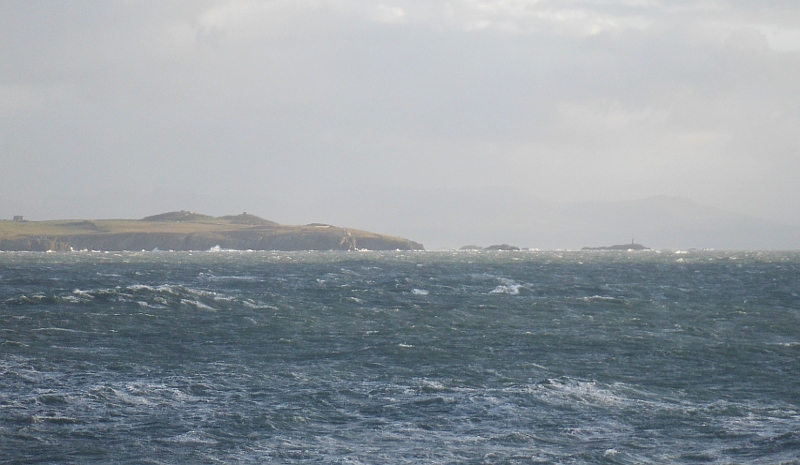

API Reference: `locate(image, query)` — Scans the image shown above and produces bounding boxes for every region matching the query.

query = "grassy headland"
[0,212,423,251]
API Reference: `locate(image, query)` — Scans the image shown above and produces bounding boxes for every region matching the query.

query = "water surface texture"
[1,250,799,464]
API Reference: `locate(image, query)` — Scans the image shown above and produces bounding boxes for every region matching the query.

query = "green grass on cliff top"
[0,218,247,238]
[0,214,392,240]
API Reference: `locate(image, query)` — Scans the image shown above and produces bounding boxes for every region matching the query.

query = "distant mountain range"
[307,187,800,250]
[7,189,797,251]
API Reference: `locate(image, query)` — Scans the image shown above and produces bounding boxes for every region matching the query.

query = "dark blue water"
[1,250,799,464]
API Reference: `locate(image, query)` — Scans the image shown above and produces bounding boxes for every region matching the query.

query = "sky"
[2,0,800,230]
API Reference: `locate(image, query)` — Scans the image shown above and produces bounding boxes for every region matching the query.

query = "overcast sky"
[2,0,799,227]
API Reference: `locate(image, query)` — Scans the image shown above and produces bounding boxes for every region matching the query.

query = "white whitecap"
[180,299,216,311]
[488,277,523,295]
[494,285,520,295]
[164,431,218,445]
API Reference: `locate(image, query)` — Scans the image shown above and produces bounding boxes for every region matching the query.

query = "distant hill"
[141,211,279,227]
[217,213,279,227]
[142,211,215,222]
[305,187,800,250]
[0,211,423,252]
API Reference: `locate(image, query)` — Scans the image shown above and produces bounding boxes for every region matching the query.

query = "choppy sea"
[1,250,799,464]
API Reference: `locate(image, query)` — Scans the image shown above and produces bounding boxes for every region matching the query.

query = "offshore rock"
[484,244,521,251]
[582,242,650,251]
[459,244,521,251]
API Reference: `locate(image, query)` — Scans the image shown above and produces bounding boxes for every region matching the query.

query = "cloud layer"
[1,1,799,227]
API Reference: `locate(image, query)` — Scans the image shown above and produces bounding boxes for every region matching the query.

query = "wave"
[3,283,284,314]
[580,295,629,305]
[489,278,522,295]
[198,272,261,282]
[180,299,216,311]
[31,327,86,333]
[161,431,219,445]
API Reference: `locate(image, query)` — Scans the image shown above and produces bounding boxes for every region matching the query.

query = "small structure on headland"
[13,216,25,222]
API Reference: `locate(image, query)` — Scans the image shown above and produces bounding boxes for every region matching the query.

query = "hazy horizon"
[5,188,798,251]
[3,1,800,246]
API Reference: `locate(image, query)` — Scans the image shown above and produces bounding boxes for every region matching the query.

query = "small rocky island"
[459,244,521,251]
[0,211,423,252]
[582,240,650,251]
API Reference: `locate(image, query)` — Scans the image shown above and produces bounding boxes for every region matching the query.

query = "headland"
[0,211,424,252]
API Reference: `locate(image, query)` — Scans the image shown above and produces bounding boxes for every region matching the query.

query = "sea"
[1,249,799,464]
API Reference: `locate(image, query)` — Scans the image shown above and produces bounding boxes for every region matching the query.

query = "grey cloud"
[1,1,799,238]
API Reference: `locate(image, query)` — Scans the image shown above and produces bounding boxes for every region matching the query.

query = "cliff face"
[0,215,423,252]
[0,237,72,252]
